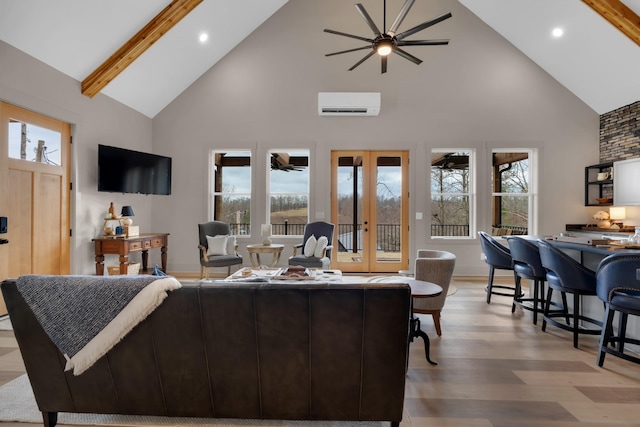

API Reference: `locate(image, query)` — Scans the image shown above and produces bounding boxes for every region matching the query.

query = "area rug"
[0,375,411,427]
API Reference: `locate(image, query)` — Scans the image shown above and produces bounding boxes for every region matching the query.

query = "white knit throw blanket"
[16,275,181,375]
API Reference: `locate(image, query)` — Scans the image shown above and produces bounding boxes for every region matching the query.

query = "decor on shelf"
[593,210,611,228]
[324,0,451,74]
[609,206,626,229]
[261,224,272,246]
[103,203,122,236]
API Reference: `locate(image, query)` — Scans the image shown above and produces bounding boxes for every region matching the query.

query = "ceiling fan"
[324,0,451,74]
[432,154,469,170]
[271,153,304,172]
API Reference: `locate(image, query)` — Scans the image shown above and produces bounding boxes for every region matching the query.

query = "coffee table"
[246,243,284,267]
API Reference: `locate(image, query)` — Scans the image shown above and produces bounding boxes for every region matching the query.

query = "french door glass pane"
[8,119,62,165]
[337,156,363,264]
[376,156,402,262]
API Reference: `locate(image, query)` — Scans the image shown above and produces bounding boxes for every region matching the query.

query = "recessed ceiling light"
[199,32,209,43]
[552,28,564,38]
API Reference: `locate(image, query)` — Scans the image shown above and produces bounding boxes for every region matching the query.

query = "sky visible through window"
[8,121,61,165]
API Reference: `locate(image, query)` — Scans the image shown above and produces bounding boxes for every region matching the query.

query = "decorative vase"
[261,224,272,246]
[597,220,611,228]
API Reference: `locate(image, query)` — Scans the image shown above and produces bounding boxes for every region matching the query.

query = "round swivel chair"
[596,254,640,367]
[508,237,547,324]
[538,240,603,349]
[478,231,517,304]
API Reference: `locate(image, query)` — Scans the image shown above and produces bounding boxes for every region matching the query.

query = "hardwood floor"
[1,276,640,426]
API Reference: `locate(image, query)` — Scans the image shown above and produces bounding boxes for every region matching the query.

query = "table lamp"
[609,206,626,229]
[121,206,138,236]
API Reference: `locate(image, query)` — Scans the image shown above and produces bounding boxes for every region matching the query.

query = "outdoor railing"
[228,222,527,248]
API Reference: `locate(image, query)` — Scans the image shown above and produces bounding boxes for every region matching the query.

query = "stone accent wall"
[600,100,640,162]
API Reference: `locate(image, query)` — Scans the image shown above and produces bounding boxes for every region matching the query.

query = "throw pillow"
[314,235,328,258]
[206,235,228,256]
[304,235,317,257]
[226,235,237,255]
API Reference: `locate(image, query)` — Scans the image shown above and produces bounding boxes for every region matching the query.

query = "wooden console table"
[92,233,169,275]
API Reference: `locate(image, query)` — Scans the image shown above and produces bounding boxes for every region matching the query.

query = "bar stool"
[595,254,640,367]
[538,240,603,348]
[507,237,546,325]
[478,231,517,304]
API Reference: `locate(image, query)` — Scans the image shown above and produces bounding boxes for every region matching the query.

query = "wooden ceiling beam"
[81,0,203,98]
[582,0,640,46]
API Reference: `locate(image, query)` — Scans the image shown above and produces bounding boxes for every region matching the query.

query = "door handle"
[0,238,8,244]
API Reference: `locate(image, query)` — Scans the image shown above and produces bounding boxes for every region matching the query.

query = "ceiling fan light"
[377,44,392,56]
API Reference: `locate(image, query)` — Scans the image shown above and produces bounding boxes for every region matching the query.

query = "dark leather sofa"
[1,279,411,427]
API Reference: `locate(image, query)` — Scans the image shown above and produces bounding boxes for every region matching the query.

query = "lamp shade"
[609,206,626,220]
[121,206,135,217]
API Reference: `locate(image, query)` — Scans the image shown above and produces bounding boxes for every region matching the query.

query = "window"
[8,119,61,165]
[210,150,251,235]
[268,150,309,236]
[491,150,532,236]
[430,150,474,238]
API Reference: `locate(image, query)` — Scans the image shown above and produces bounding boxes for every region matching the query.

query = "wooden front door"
[0,102,71,316]
[331,150,409,273]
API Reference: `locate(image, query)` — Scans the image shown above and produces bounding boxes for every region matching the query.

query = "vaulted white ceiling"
[0,0,638,117]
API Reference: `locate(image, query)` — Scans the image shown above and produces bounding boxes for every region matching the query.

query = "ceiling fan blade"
[381,55,388,74]
[326,45,373,57]
[324,28,374,43]
[395,12,452,41]
[397,39,449,46]
[394,48,423,65]
[355,4,382,36]
[388,0,416,36]
[349,51,376,71]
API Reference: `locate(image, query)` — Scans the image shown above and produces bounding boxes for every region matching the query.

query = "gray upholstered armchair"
[198,221,243,279]
[289,221,335,268]
[414,249,456,336]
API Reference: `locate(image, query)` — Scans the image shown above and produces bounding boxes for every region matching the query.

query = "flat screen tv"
[98,144,172,195]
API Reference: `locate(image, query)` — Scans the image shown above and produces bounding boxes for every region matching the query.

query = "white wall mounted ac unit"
[318,92,381,116]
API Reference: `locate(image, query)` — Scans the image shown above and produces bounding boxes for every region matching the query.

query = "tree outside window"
[431,150,473,238]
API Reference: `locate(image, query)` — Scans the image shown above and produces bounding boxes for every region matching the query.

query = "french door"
[0,102,71,316]
[331,151,408,273]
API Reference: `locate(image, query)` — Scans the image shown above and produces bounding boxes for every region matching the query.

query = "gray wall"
[0,40,153,274]
[4,0,629,275]
[151,0,601,275]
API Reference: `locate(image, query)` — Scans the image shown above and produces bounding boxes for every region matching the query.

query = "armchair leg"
[432,311,442,337]
[200,265,204,279]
